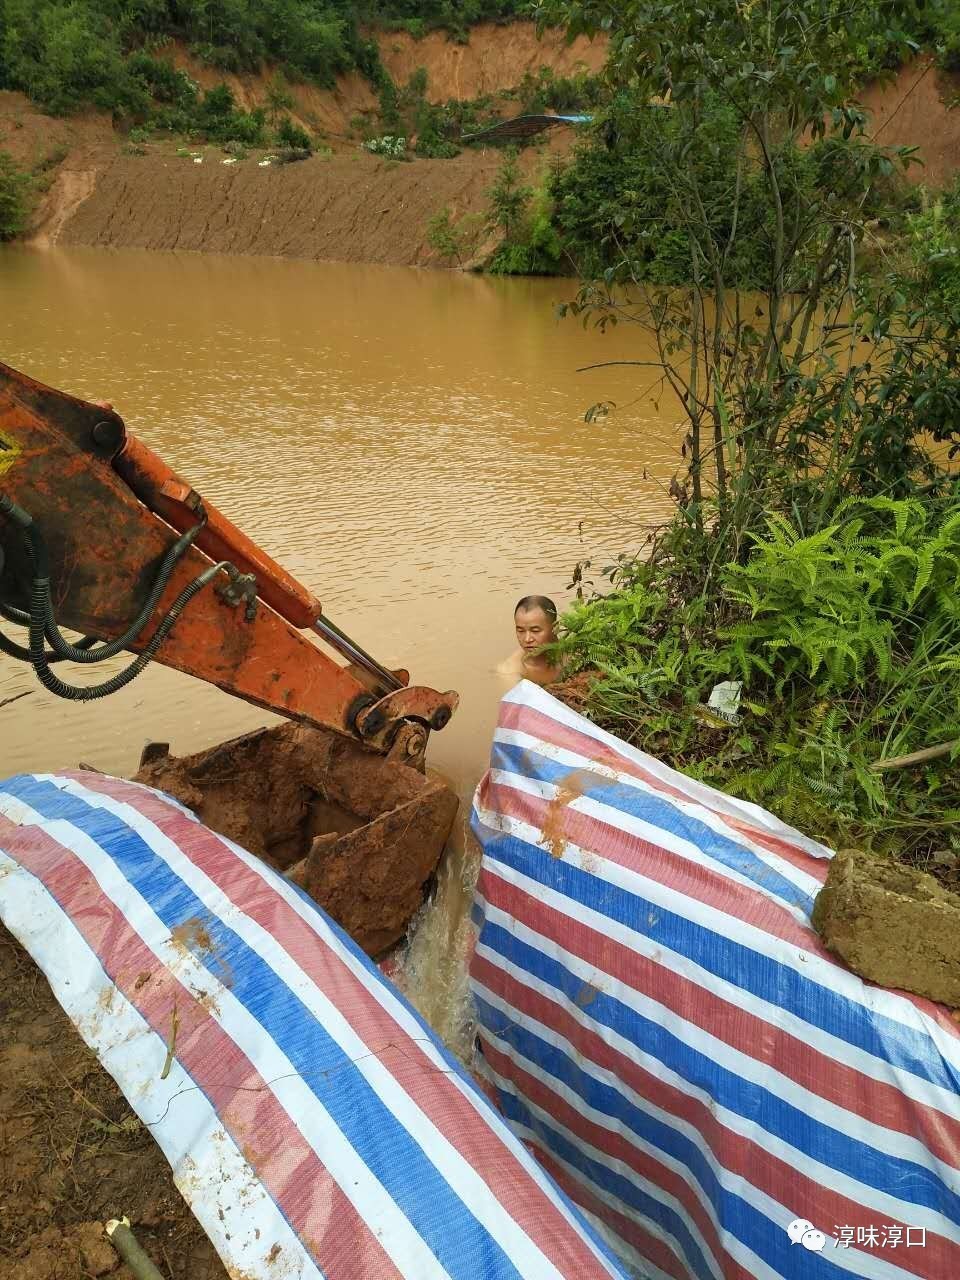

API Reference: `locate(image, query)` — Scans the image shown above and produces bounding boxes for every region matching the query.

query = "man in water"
[501,595,561,686]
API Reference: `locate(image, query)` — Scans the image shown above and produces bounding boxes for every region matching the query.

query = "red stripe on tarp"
[481,774,827,951]
[529,1143,689,1280]
[479,1038,743,1280]
[481,767,960,1047]
[496,701,960,1045]
[477,866,960,1165]
[498,700,828,878]
[0,810,404,1280]
[472,952,958,1280]
[69,771,614,1278]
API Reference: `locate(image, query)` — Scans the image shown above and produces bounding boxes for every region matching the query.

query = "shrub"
[276,116,312,151]
[193,84,266,145]
[0,152,31,241]
[126,54,198,112]
[552,495,960,859]
[426,205,482,264]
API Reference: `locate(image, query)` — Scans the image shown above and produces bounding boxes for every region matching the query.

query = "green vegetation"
[484,148,563,274]
[907,178,960,314]
[506,65,603,115]
[426,205,484,265]
[362,133,406,156]
[0,2,535,121]
[0,152,30,240]
[277,116,313,152]
[368,2,527,41]
[532,0,960,863]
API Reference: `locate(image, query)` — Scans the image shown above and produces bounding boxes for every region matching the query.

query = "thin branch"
[575,360,667,372]
[0,691,32,711]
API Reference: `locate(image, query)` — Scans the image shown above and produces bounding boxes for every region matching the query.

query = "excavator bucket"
[134,721,459,957]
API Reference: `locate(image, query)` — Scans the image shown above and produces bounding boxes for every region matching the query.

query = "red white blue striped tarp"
[469,681,960,1280]
[0,768,629,1280]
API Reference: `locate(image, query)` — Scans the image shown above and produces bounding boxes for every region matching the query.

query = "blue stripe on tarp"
[491,741,813,914]
[490,1077,859,1280]
[0,774,523,1280]
[472,816,960,1102]
[475,986,765,1273]
[476,997,721,1280]
[472,919,960,1226]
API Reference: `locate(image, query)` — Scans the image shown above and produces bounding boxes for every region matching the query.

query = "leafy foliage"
[426,205,483,265]
[0,1,534,120]
[484,147,564,275]
[905,179,960,317]
[362,133,406,156]
[276,115,312,151]
[0,151,30,240]
[537,0,960,866]
[552,497,960,859]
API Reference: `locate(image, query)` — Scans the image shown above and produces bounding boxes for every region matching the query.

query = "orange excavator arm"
[0,361,458,767]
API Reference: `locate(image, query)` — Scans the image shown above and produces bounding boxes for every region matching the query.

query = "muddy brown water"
[0,244,676,1049]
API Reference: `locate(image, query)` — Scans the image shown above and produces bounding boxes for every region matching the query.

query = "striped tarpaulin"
[469,681,960,1280]
[0,768,629,1280]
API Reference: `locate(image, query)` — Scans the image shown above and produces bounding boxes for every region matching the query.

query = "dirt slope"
[377,22,606,99]
[3,29,960,269]
[57,144,534,266]
[0,927,227,1280]
[165,22,606,134]
[6,20,601,263]
[858,58,960,187]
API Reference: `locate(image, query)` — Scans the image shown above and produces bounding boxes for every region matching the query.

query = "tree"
[535,0,954,566]
[426,205,482,266]
[265,71,294,128]
[486,146,530,238]
[0,152,30,240]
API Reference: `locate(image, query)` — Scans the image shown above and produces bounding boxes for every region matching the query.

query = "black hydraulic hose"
[2,491,236,700]
[1,491,204,662]
[1,597,102,649]
[0,622,98,664]
[27,560,234,701]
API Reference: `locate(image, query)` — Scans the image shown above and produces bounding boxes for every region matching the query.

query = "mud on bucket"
[135,722,459,956]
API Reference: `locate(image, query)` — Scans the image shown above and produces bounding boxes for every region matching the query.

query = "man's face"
[515,607,555,654]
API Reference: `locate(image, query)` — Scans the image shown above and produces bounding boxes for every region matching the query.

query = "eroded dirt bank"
[1,31,959,272]
[57,145,520,266]
[0,21,604,266]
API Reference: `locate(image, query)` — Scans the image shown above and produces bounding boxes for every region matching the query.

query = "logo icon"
[786,1219,827,1252]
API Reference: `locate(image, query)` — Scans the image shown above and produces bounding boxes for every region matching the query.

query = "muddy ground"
[0,926,228,1280]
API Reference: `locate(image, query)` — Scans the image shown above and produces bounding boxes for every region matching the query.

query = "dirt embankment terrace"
[0,23,606,268]
[2,24,955,271]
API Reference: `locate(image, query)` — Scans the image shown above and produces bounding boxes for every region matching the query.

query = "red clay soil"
[375,23,606,100]
[133,722,459,957]
[3,22,958,268]
[858,58,960,187]
[166,23,606,132]
[57,143,526,266]
[0,927,228,1280]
